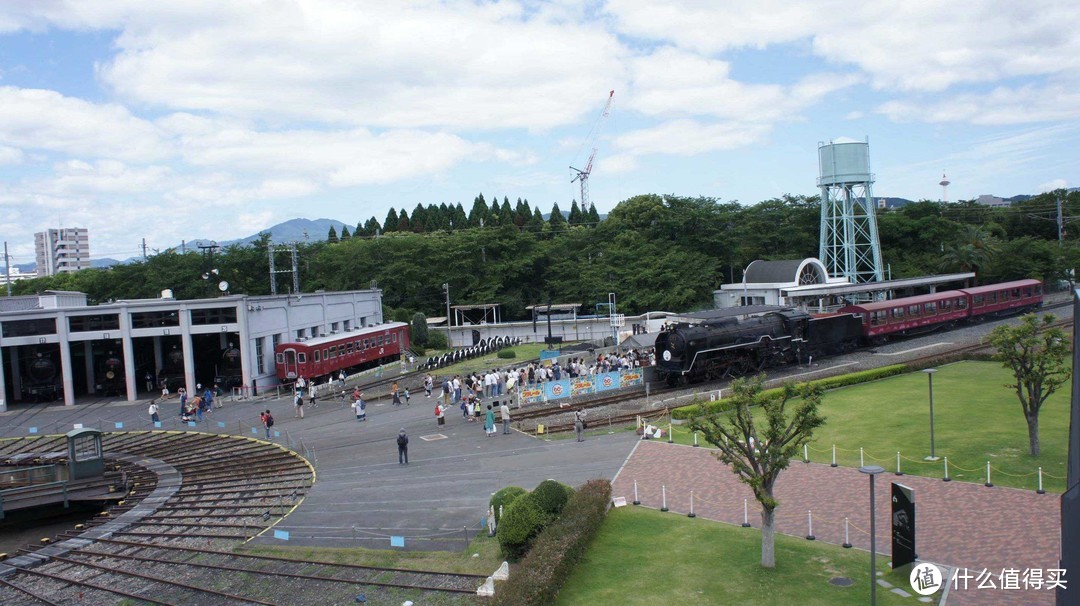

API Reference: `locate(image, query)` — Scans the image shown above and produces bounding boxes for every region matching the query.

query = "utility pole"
[3,241,11,297]
[141,238,148,260]
[1058,192,1065,247]
[269,242,300,296]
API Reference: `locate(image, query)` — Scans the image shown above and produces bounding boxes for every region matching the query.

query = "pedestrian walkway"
[611,440,1060,606]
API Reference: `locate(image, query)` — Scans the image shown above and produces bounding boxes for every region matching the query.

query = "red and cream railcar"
[839,290,971,339]
[275,322,410,383]
[960,279,1043,319]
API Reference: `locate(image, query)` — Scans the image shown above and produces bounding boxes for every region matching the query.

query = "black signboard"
[892,482,916,570]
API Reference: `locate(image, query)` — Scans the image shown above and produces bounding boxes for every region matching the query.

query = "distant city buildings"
[34,227,90,277]
[0,266,36,287]
[975,194,1010,207]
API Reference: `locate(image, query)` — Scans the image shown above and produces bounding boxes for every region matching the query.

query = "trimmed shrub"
[531,479,573,516]
[671,364,909,420]
[426,331,448,350]
[497,493,547,561]
[496,348,516,359]
[493,479,613,606]
[490,486,528,524]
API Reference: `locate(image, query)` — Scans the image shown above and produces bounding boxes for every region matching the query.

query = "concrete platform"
[0,392,638,553]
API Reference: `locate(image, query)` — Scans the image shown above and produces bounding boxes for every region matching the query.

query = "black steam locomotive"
[21,348,61,402]
[215,344,243,390]
[654,310,862,385]
[95,351,125,396]
[158,346,186,392]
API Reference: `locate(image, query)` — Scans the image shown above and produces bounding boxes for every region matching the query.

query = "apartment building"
[35,227,90,277]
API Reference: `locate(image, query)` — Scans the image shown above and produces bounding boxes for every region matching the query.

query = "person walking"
[397,428,409,464]
[338,370,347,389]
[424,374,433,397]
[261,410,274,439]
[484,404,496,437]
[309,381,318,408]
[500,401,511,435]
[574,408,586,442]
[294,391,304,418]
[145,371,155,392]
[352,390,366,422]
[178,387,187,417]
[403,387,411,406]
[148,401,160,425]
[391,382,402,406]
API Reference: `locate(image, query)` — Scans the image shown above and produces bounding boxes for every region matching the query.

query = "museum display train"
[655,279,1043,385]
[275,322,410,384]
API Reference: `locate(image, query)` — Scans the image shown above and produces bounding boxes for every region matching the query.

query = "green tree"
[339,225,351,240]
[529,207,545,232]
[548,202,566,230]
[688,375,825,568]
[987,314,1071,456]
[327,226,339,243]
[567,200,583,225]
[411,312,429,347]
[397,209,411,232]
[384,208,400,233]
[469,194,489,227]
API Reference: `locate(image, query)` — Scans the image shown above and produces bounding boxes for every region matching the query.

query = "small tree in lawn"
[688,374,824,568]
[987,313,1071,456]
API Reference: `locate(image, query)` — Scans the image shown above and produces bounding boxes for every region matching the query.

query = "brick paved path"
[612,441,1062,606]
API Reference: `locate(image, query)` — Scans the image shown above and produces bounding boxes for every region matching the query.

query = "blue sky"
[0,1,1077,263]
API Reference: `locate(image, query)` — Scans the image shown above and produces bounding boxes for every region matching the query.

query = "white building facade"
[0,289,385,410]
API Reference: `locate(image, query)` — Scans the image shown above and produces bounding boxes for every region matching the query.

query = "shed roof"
[745,259,805,284]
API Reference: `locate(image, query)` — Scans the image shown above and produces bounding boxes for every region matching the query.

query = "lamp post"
[923,368,939,461]
[442,283,451,346]
[859,465,885,605]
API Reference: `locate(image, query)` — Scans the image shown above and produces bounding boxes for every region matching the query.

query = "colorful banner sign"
[620,370,643,387]
[596,372,620,392]
[543,380,570,401]
[521,387,545,405]
[570,377,595,397]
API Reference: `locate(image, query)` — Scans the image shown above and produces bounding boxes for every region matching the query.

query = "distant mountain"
[2,258,118,275]
[876,197,915,208]
[168,218,349,252]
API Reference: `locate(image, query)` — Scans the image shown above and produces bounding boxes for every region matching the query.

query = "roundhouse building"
[0,289,386,410]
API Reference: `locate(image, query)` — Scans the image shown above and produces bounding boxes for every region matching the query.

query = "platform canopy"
[524,303,582,313]
[449,303,501,326]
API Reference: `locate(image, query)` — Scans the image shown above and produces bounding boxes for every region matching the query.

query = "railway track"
[0,431,488,605]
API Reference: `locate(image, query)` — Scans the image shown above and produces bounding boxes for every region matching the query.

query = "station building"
[0,289,385,410]
[714,257,975,312]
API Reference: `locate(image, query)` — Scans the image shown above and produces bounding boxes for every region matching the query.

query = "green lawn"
[668,361,1070,492]
[557,506,912,606]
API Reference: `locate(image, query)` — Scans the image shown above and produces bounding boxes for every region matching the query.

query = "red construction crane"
[570,90,615,214]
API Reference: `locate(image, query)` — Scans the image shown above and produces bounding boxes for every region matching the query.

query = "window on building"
[255,337,266,373]
[331,322,340,332]
[312,326,321,337]
[272,333,282,352]
[68,314,120,332]
[2,318,57,337]
[131,311,180,328]
[190,307,238,325]
[296,329,305,340]
[344,319,352,331]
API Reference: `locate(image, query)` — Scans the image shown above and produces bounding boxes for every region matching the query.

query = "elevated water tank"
[818,139,872,186]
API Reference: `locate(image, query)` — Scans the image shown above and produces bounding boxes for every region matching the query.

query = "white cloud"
[0,145,23,164]
[1037,179,1068,193]
[607,0,1080,92]
[0,87,170,162]
[877,83,1080,125]
[615,119,771,157]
